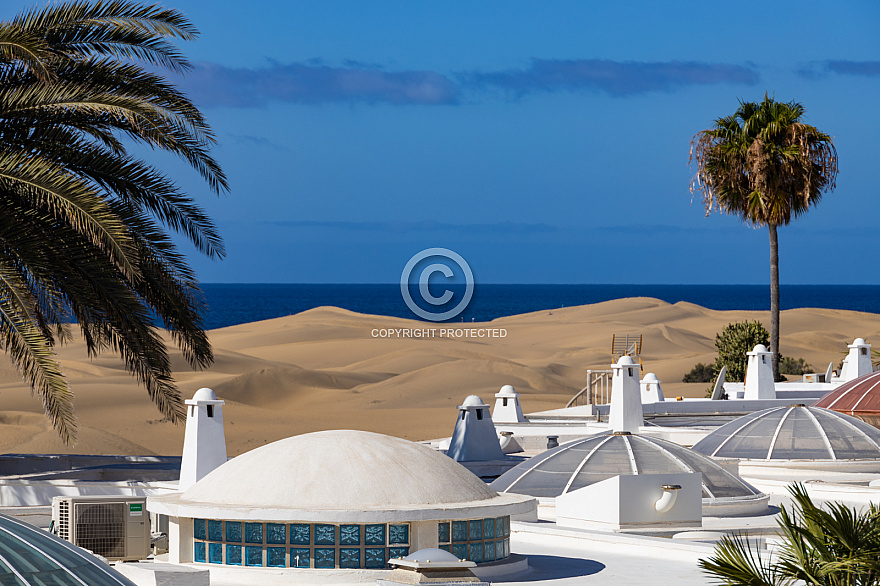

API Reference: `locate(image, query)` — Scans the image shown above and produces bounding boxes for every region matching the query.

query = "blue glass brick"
[497,517,505,535]
[388,524,408,545]
[364,547,386,569]
[503,539,509,557]
[315,524,336,545]
[193,542,205,563]
[469,542,483,563]
[484,518,495,539]
[193,519,206,541]
[340,524,360,545]
[468,520,482,541]
[438,522,450,543]
[314,547,335,568]
[451,544,467,560]
[503,516,510,535]
[340,548,360,569]
[365,524,385,546]
[291,548,310,568]
[225,521,241,543]
[267,547,286,567]
[484,540,496,562]
[388,547,409,560]
[290,524,310,545]
[245,546,263,566]
[208,520,222,542]
[245,523,263,544]
[496,540,505,560]
[225,544,242,565]
[267,523,286,544]
[451,521,467,542]
[208,542,222,564]
[439,544,451,553]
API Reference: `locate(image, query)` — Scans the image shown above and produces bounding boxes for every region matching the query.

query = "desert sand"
[0,297,876,457]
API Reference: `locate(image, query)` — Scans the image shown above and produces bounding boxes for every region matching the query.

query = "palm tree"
[690,95,837,381]
[700,484,880,585]
[0,1,228,444]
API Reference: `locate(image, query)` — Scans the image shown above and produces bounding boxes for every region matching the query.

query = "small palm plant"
[700,484,880,585]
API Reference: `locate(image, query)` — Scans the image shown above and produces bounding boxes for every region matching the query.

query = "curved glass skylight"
[0,513,136,585]
[692,405,880,461]
[490,432,761,500]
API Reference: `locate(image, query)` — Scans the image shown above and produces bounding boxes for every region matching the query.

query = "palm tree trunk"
[769,223,780,381]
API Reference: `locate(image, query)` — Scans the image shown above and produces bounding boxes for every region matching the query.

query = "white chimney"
[179,388,227,491]
[609,356,642,433]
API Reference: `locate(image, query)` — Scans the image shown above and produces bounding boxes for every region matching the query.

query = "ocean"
[199,284,880,330]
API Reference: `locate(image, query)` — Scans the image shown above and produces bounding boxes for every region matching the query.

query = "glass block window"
[468,520,482,541]
[208,542,222,564]
[193,519,206,541]
[389,524,408,545]
[340,548,360,569]
[192,520,412,569]
[267,523,286,544]
[226,544,242,566]
[208,520,223,542]
[244,523,263,544]
[290,524,310,545]
[438,516,510,564]
[452,521,468,542]
[225,521,242,543]
[245,546,263,566]
[315,524,336,545]
[365,524,385,546]
[291,548,310,568]
[438,522,450,544]
[388,547,409,560]
[340,525,360,545]
[315,548,335,568]
[267,547,286,568]
[364,547,385,569]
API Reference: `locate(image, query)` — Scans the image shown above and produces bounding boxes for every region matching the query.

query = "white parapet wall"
[555,472,702,531]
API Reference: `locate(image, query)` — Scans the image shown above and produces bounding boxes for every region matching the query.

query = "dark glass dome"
[0,513,136,585]
[490,432,761,500]
[692,405,880,461]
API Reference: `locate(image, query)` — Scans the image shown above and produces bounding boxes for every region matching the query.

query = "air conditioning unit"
[52,496,151,561]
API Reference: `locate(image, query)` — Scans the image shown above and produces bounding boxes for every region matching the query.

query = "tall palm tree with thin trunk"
[690,95,837,381]
[0,1,227,444]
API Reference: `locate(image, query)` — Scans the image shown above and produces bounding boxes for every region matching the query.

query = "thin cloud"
[799,60,880,79]
[185,61,459,107]
[227,134,289,151]
[467,58,760,97]
[268,220,557,236]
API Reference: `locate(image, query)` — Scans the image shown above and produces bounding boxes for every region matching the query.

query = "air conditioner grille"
[74,502,125,559]
[56,500,69,541]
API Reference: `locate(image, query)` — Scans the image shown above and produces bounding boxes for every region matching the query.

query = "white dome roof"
[190,387,219,401]
[460,395,488,408]
[184,430,496,509]
[150,430,536,522]
[751,344,769,353]
[617,355,636,366]
[643,373,660,383]
[497,385,517,396]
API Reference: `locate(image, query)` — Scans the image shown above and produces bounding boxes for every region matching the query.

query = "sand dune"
[0,297,877,456]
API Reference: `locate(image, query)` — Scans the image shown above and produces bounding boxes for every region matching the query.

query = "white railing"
[565,369,613,408]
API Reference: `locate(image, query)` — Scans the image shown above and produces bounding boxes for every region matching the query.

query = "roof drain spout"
[655,484,681,513]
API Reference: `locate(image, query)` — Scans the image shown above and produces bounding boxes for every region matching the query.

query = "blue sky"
[9,1,880,283]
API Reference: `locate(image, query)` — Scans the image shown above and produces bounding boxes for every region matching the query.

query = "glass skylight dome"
[692,405,880,461]
[490,432,763,503]
[0,513,136,585]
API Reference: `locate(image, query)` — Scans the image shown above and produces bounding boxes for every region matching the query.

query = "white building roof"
[149,430,534,522]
